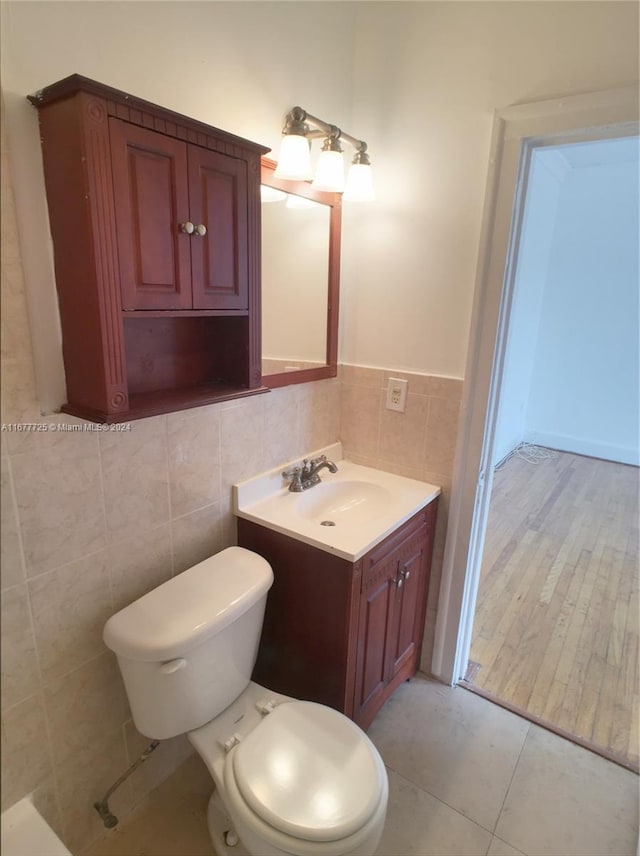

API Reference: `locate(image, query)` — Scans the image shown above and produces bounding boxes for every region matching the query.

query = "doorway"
[431,87,639,765]
[466,446,638,769]
[462,135,639,768]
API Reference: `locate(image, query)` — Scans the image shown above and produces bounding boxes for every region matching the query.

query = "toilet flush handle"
[159,658,187,674]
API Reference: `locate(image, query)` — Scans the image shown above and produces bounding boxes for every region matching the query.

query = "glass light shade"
[260,185,287,203]
[274,135,312,180]
[285,194,317,210]
[343,163,375,202]
[312,150,345,192]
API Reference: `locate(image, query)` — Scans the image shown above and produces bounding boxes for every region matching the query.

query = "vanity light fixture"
[274,106,375,201]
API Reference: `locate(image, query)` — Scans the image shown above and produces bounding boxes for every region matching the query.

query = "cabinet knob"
[194,223,207,236]
[180,221,195,234]
[400,566,411,581]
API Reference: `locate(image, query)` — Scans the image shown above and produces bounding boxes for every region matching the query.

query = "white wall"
[492,152,563,466]
[344,1,639,379]
[525,142,640,465]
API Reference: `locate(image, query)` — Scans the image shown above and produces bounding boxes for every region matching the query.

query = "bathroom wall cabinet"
[28,75,270,423]
[237,498,439,729]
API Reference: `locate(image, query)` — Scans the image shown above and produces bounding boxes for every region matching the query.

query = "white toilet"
[103,546,388,856]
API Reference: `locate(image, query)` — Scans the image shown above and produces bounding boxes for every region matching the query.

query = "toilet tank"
[103,547,273,739]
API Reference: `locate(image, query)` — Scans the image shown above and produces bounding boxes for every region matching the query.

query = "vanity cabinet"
[28,75,269,423]
[238,498,438,729]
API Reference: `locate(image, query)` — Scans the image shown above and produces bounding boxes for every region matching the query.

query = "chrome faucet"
[282,455,338,492]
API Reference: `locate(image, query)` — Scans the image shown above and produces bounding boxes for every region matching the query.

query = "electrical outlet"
[386,377,408,412]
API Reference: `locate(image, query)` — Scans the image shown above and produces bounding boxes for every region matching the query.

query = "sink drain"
[320,520,336,527]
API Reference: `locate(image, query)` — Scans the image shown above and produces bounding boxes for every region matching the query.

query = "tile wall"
[339,365,463,669]
[1,113,462,852]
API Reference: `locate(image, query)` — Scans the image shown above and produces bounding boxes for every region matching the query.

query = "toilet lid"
[231,701,384,842]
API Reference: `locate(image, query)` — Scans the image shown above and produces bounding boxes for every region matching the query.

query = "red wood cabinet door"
[353,552,397,726]
[187,146,248,310]
[386,525,428,681]
[110,119,192,310]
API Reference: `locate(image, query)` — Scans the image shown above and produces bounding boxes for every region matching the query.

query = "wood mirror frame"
[260,157,341,389]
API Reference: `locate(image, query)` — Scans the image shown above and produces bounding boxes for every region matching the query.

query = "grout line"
[161,416,177,578]
[422,395,432,472]
[4,453,28,585]
[382,761,498,839]
[95,429,114,613]
[492,717,531,837]
[34,648,110,689]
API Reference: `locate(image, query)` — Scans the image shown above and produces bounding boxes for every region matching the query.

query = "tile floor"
[84,676,639,856]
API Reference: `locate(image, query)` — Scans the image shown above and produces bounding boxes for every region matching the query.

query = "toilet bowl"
[104,547,388,856]
[189,682,387,856]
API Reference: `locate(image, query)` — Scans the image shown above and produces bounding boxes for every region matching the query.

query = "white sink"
[295,480,392,522]
[234,444,440,561]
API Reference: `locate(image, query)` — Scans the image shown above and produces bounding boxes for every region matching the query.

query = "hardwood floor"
[467,448,639,771]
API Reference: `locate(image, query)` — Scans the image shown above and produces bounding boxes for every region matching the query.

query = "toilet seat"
[231,701,384,842]
[221,700,388,855]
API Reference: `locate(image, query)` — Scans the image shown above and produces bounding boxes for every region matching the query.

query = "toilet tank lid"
[103,547,273,662]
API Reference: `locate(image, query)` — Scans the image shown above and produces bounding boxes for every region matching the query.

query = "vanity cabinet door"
[110,119,192,311]
[353,502,437,730]
[386,522,430,681]
[353,551,398,727]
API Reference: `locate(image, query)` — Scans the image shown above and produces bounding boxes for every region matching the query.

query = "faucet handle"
[282,466,303,492]
[308,454,327,467]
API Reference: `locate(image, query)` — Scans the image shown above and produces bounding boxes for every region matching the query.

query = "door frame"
[431,85,640,685]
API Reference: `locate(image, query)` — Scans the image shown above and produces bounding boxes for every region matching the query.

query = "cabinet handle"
[392,565,411,588]
[194,224,207,236]
[179,221,195,234]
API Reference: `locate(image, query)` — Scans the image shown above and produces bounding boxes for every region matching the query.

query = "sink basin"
[234,444,440,561]
[295,480,392,522]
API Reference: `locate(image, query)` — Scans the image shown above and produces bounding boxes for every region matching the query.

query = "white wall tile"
[167,406,221,518]
[100,417,170,542]
[171,502,225,576]
[0,456,24,589]
[1,583,40,709]
[28,551,113,682]
[108,525,173,613]
[1,693,55,812]
[11,437,106,577]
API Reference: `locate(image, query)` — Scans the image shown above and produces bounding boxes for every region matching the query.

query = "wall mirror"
[260,157,341,388]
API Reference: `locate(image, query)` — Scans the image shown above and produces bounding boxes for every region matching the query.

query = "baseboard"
[524,431,639,466]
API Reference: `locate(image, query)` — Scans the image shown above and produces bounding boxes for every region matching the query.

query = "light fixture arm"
[285,107,369,160]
